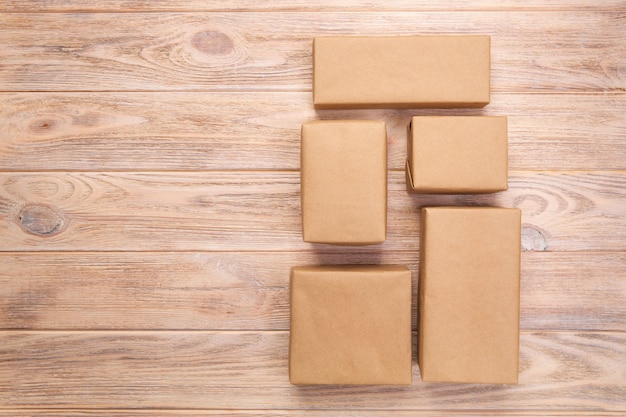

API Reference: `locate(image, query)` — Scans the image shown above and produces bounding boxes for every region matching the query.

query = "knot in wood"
[191,30,234,55]
[29,118,58,133]
[521,224,549,252]
[18,204,67,237]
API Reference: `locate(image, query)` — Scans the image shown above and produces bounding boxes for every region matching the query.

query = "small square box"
[419,207,521,384]
[406,116,508,194]
[290,265,412,385]
[301,120,387,245]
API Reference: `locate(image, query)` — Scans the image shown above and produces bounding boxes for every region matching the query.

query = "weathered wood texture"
[2,92,624,171]
[3,0,625,12]
[1,331,624,409]
[1,12,624,92]
[2,412,624,417]
[1,252,624,331]
[0,171,623,252]
[1,3,625,415]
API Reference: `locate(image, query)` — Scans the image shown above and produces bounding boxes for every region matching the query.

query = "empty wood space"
[1,1,625,415]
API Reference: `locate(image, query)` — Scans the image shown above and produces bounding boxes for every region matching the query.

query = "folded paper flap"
[405,160,415,190]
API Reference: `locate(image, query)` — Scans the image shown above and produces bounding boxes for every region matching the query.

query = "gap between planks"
[3,90,624,93]
[0,410,624,415]
[2,0,625,12]
[0,330,624,334]
[0,169,624,173]
[0,411,610,415]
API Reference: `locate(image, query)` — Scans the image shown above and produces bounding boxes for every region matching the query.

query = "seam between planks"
[0,330,623,334]
[1,8,624,13]
[1,90,625,94]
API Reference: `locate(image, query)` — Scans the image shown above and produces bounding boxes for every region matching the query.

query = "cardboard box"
[290,265,412,385]
[313,36,491,109]
[406,116,508,194]
[301,120,387,245]
[419,207,521,384]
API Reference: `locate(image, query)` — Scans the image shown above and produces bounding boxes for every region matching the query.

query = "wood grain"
[1,2,625,415]
[0,171,623,252]
[1,331,624,409]
[1,252,624,332]
[1,412,624,417]
[2,92,624,171]
[1,12,624,92]
[3,0,624,12]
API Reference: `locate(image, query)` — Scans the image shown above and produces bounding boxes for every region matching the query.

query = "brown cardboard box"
[301,120,387,245]
[406,116,508,194]
[419,207,521,384]
[290,265,412,385]
[313,36,490,109]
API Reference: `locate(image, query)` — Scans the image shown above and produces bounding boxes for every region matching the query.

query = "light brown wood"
[0,412,624,416]
[1,2,625,415]
[0,331,624,409]
[1,252,624,332]
[1,12,624,92]
[3,0,624,12]
[0,171,623,252]
[2,92,624,171]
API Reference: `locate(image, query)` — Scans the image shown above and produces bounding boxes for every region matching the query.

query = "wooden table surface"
[1,1,625,415]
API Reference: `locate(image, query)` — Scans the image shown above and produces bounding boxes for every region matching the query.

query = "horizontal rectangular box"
[301,120,387,245]
[406,116,508,194]
[313,36,490,109]
[419,207,521,384]
[290,265,412,385]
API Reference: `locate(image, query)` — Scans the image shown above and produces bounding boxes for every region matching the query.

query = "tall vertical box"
[313,36,491,109]
[301,120,387,245]
[406,116,508,194]
[419,207,521,384]
[290,265,412,385]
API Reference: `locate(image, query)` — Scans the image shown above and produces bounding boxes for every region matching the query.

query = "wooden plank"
[1,252,624,332]
[2,92,624,171]
[521,252,626,331]
[3,0,624,12]
[0,171,624,252]
[1,411,624,416]
[1,12,624,92]
[0,331,624,409]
